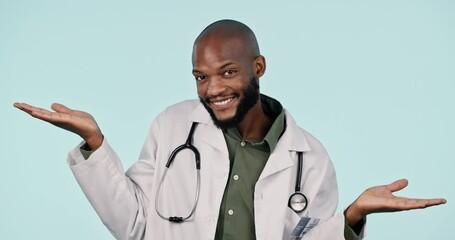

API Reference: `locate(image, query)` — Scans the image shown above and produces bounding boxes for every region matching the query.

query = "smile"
[209,96,238,110]
[212,97,234,106]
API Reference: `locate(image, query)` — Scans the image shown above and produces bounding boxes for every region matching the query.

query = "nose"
[206,77,225,97]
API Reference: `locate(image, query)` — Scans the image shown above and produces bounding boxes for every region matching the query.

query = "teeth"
[212,98,233,106]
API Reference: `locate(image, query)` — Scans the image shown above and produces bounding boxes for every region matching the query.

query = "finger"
[34,108,73,123]
[427,198,447,206]
[29,107,57,119]
[412,198,447,208]
[14,102,32,113]
[390,197,447,211]
[51,103,73,114]
[386,179,408,192]
[13,103,47,116]
[15,103,69,123]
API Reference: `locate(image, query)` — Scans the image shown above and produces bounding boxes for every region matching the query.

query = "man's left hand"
[345,179,447,227]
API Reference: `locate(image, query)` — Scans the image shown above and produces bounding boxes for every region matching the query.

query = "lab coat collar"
[188,102,227,155]
[187,101,312,154]
[257,110,312,181]
[280,109,312,153]
[188,100,313,182]
[188,101,212,125]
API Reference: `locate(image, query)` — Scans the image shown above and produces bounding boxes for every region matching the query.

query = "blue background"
[1,0,453,239]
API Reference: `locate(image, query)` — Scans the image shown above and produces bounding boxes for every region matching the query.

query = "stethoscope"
[155,122,308,223]
[288,152,308,213]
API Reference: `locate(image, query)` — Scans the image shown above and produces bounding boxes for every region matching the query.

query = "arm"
[299,179,446,240]
[14,102,154,239]
[68,138,152,240]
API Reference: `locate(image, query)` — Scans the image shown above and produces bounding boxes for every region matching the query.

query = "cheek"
[196,82,206,96]
[233,77,250,92]
[196,82,204,96]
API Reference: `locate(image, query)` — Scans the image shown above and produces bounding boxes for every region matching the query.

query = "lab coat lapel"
[187,105,312,179]
[188,103,228,156]
[258,110,311,182]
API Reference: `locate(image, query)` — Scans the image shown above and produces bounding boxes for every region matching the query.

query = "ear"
[253,55,266,78]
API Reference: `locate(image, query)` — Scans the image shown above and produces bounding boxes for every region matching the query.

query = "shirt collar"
[224,94,285,152]
[261,94,284,152]
[188,96,312,153]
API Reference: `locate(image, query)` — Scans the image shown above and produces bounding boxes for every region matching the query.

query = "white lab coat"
[68,100,357,240]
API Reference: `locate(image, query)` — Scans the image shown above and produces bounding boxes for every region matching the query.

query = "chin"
[213,112,236,123]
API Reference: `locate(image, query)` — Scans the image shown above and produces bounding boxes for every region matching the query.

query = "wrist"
[85,132,103,150]
[344,202,365,227]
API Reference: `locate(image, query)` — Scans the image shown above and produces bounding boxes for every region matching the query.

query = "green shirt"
[215,94,285,240]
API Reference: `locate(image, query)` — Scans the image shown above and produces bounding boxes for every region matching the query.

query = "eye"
[223,69,237,76]
[195,75,207,81]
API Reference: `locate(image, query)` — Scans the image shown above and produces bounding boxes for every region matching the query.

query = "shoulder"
[143,99,204,145]
[150,99,211,134]
[283,111,338,190]
[300,128,329,156]
[156,99,201,121]
[163,99,201,114]
[283,110,333,166]
[283,110,329,155]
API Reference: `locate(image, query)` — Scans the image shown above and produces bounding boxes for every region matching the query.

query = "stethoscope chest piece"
[288,192,308,213]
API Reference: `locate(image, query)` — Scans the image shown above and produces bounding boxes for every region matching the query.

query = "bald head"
[192,20,260,64]
[192,20,267,130]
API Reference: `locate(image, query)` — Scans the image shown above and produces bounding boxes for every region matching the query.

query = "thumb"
[51,103,73,114]
[386,178,409,192]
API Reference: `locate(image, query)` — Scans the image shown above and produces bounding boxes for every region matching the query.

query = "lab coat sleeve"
[305,159,365,240]
[67,118,161,240]
[296,213,365,240]
[303,156,346,240]
[344,214,366,240]
[303,158,365,240]
[296,130,365,240]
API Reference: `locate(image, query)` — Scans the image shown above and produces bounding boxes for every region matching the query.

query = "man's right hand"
[14,102,103,150]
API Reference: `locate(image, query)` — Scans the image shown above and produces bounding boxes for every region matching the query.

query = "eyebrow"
[192,62,237,74]
[219,62,236,70]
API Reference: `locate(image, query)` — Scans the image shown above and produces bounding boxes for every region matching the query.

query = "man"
[14,20,445,240]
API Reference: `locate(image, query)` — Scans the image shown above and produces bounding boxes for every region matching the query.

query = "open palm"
[14,102,103,150]
[346,179,446,226]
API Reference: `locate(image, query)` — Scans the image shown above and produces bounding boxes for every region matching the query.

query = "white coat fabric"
[68,100,354,240]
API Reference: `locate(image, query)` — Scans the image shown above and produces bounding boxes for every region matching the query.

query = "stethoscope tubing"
[155,122,309,223]
[155,122,201,223]
[295,152,303,192]
[155,168,201,223]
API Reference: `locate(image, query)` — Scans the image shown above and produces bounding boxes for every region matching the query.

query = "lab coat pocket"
[283,207,304,239]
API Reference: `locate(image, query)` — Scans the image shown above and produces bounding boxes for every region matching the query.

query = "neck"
[236,99,272,141]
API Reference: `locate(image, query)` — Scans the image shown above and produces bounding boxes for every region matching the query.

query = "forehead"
[192,37,250,71]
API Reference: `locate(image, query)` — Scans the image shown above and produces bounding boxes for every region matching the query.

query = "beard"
[199,76,260,129]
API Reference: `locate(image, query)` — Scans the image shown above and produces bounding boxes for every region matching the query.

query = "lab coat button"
[240,141,246,147]
[228,209,234,215]
[254,192,262,200]
[207,216,215,224]
[233,175,239,180]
